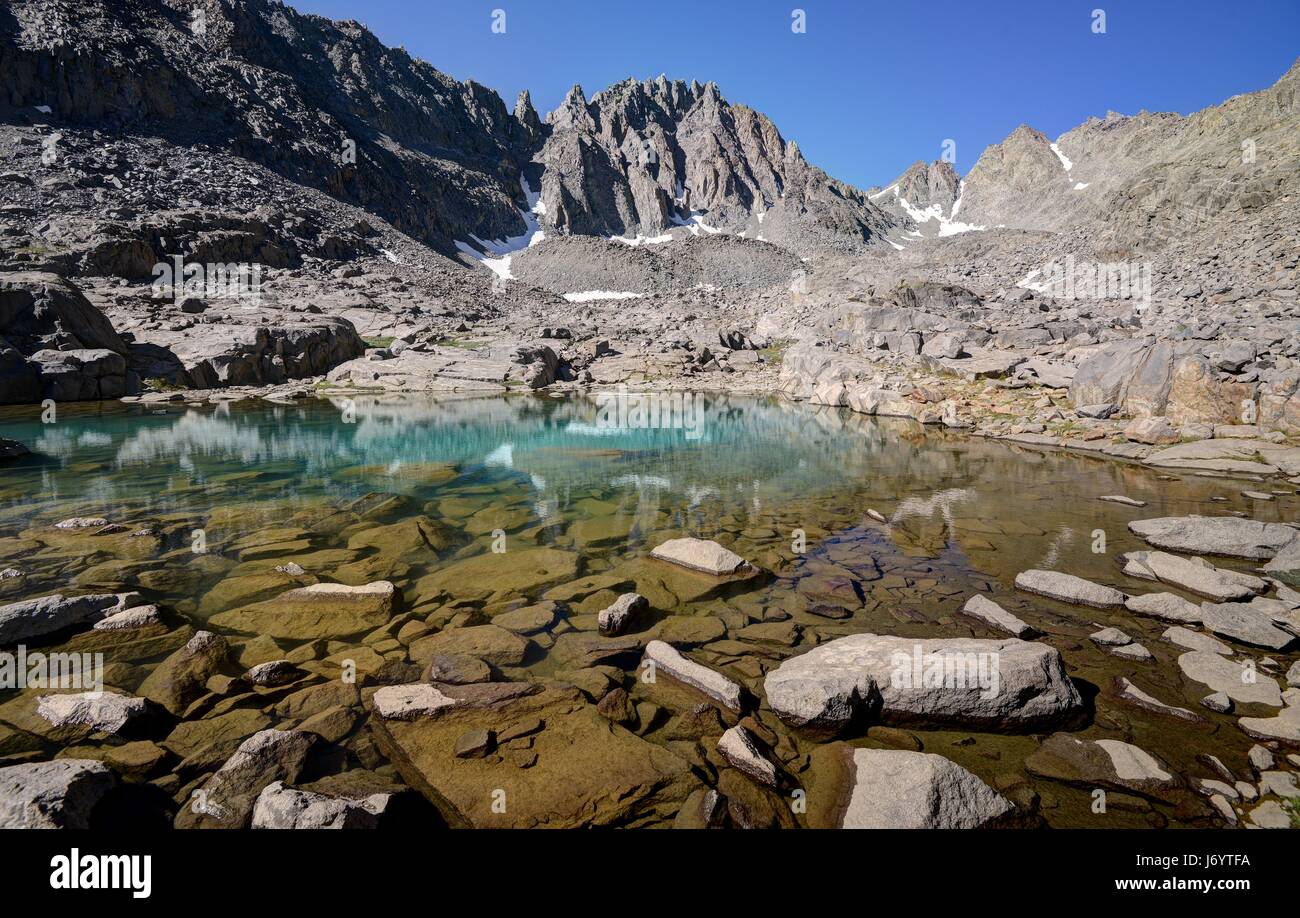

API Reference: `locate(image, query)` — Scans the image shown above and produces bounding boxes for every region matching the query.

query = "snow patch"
[1072,181,1090,190]
[563,290,642,303]
[671,211,721,236]
[34,105,52,114]
[611,232,674,246]
[380,248,401,264]
[1050,142,1074,172]
[454,176,547,281]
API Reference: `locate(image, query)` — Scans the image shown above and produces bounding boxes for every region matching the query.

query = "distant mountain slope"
[0,0,898,258]
[948,57,1300,250]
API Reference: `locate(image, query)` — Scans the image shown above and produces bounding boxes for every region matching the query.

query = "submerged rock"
[764,633,1083,735]
[642,639,743,713]
[208,580,395,641]
[1025,734,1180,798]
[138,630,229,715]
[371,683,700,828]
[1112,677,1206,723]
[960,594,1035,637]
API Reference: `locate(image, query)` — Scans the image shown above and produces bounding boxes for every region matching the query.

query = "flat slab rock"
[1026,734,1180,798]
[1125,591,1203,624]
[1112,677,1206,723]
[371,683,700,828]
[1121,550,1264,601]
[1199,600,1297,651]
[208,580,395,640]
[763,632,1083,735]
[838,747,1014,829]
[1143,439,1300,477]
[960,594,1035,637]
[1128,516,1297,561]
[1177,652,1283,706]
[1162,626,1230,655]
[1238,695,1300,745]
[1014,569,1126,609]
[649,538,751,576]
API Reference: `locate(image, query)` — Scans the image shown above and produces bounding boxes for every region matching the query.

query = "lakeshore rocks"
[408,625,530,668]
[415,549,580,600]
[717,726,778,787]
[209,580,395,640]
[960,594,1035,637]
[1125,591,1203,623]
[763,633,1083,735]
[1128,517,1297,561]
[838,748,1014,829]
[1177,652,1283,706]
[649,538,752,575]
[0,759,115,828]
[251,781,390,829]
[138,630,229,715]
[1199,601,1297,650]
[177,729,315,828]
[0,593,124,644]
[598,593,647,636]
[0,273,130,405]
[36,691,147,735]
[371,683,700,828]
[1238,699,1300,746]
[1014,569,1126,609]
[1163,626,1230,654]
[372,684,459,720]
[1120,551,1264,601]
[642,640,743,712]
[1112,678,1205,723]
[1025,734,1180,798]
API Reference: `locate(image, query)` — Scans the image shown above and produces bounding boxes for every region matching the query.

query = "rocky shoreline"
[0,390,1298,830]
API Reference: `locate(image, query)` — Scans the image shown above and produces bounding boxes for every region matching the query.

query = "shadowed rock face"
[0,0,897,258]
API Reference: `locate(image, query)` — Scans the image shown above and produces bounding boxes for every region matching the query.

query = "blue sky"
[286,0,1300,189]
